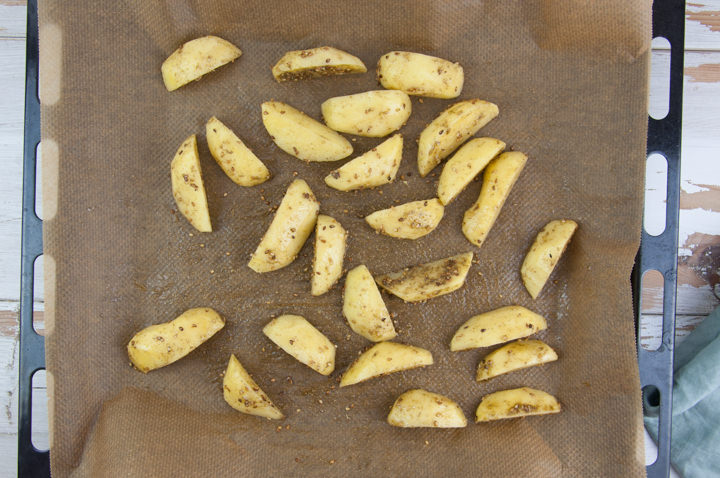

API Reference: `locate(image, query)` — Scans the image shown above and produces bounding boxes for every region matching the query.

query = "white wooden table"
[0,2,718,476]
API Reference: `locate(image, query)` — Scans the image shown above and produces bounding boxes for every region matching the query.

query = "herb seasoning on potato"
[170,134,212,232]
[388,389,467,428]
[161,36,241,91]
[377,51,464,99]
[475,387,561,422]
[324,134,403,191]
[272,46,366,82]
[521,219,578,299]
[340,342,433,387]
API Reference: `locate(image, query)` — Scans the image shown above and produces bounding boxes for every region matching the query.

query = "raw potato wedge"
[223,354,284,419]
[375,252,473,302]
[161,36,241,91]
[311,215,347,296]
[324,134,403,191]
[272,46,366,82]
[343,265,397,342]
[387,389,467,428]
[417,99,499,177]
[171,134,212,232]
[450,306,547,352]
[206,117,270,186]
[261,101,353,162]
[365,199,444,240]
[340,341,433,387]
[248,179,320,273]
[377,51,464,99]
[462,152,528,247]
[476,339,558,381]
[437,137,506,205]
[128,307,224,373]
[521,219,579,299]
[475,387,561,422]
[262,314,335,375]
[321,90,411,137]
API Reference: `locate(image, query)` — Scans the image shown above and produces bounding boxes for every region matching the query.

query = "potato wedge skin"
[438,137,505,205]
[262,101,352,162]
[171,134,212,232]
[476,339,558,381]
[263,314,335,375]
[127,307,224,373]
[325,134,403,191]
[343,265,396,342]
[272,46,366,82]
[387,389,467,428]
[161,36,241,91]
[450,306,547,351]
[223,354,284,419]
[206,117,270,186]
[249,179,320,273]
[311,215,347,296]
[365,198,444,240]
[377,51,464,99]
[475,387,560,422]
[322,90,411,137]
[417,99,498,177]
[521,219,578,299]
[462,151,527,247]
[340,342,433,387]
[375,252,473,302]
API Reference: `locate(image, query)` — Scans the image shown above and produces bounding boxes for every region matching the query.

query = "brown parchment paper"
[40,1,652,476]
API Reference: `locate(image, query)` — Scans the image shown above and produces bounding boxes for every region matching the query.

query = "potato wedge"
[127,307,224,373]
[475,387,561,422]
[450,306,547,352]
[321,90,411,137]
[476,340,558,381]
[161,36,241,91]
[375,252,473,302]
[462,151,528,247]
[437,137,505,205]
[311,215,347,296]
[206,117,270,186]
[339,341,433,387]
[170,134,211,232]
[388,389,467,428]
[261,101,352,162]
[521,219,578,299]
[365,198,444,240]
[417,99,498,177]
[272,46,366,82]
[324,134,403,191]
[248,179,320,273]
[343,265,396,342]
[262,314,335,375]
[377,51,464,99]
[223,354,284,419]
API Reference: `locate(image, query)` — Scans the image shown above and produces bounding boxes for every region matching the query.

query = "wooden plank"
[685,1,720,51]
[0,4,26,39]
[639,314,708,350]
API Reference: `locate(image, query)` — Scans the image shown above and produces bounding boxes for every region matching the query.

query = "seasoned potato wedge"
[375,252,473,302]
[161,36,241,91]
[521,219,578,299]
[311,215,347,296]
[223,354,284,419]
[206,117,270,186]
[475,387,561,422]
[388,389,466,428]
[343,265,396,342]
[365,198,444,240]
[340,342,433,387]
[324,134,403,191]
[261,101,353,162]
[462,152,528,247]
[437,137,505,205]
[128,307,224,373]
[248,179,319,273]
[321,90,411,137]
[377,51,464,99]
[272,46,366,82]
[170,134,211,232]
[450,306,547,352]
[476,340,558,381]
[262,314,335,375]
[417,99,498,177]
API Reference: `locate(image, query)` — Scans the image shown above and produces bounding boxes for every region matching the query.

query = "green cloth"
[645,305,720,478]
